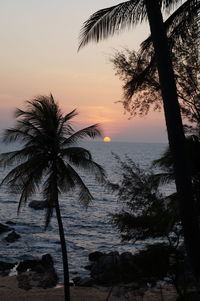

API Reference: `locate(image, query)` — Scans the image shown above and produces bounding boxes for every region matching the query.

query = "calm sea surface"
[0,141,167,282]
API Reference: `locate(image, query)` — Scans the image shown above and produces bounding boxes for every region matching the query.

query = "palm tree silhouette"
[79,1,200,281]
[0,95,105,301]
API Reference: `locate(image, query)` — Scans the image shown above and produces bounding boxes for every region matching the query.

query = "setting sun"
[103,136,111,142]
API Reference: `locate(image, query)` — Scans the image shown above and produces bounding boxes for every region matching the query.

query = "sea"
[0,141,168,282]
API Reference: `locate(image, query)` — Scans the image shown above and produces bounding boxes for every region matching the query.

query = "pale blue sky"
[0,1,169,142]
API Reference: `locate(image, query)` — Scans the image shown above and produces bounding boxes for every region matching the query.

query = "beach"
[0,275,177,301]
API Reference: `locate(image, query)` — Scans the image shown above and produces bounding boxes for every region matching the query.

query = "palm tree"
[0,95,105,301]
[79,0,200,281]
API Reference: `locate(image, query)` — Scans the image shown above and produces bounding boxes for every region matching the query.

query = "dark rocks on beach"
[0,223,12,234]
[87,245,170,285]
[72,276,94,287]
[28,200,49,210]
[88,251,104,262]
[0,261,17,276]
[17,254,58,289]
[4,230,21,243]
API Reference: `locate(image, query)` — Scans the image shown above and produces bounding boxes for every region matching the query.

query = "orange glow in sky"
[0,1,167,143]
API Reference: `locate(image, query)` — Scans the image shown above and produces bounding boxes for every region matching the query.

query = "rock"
[72,276,82,285]
[111,285,121,297]
[29,200,49,210]
[90,253,121,284]
[0,260,17,276]
[41,253,54,268]
[17,273,32,290]
[78,277,94,287]
[88,251,104,262]
[37,269,58,288]
[17,259,41,274]
[72,276,94,287]
[16,254,58,289]
[84,264,92,270]
[87,246,170,285]
[5,221,16,225]
[4,230,21,243]
[0,223,12,234]
[0,261,16,272]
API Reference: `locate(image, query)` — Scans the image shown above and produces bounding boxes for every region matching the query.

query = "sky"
[0,0,168,143]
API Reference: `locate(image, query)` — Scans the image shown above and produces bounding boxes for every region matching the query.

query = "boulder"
[17,273,32,290]
[72,276,82,285]
[4,230,21,243]
[16,254,58,289]
[90,252,121,284]
[88,251,104,262]
[0,223,12,234]
[87,245,171,286]
[0,260,17,276]
[5,221,16,225]
[72,276,94,287]
[29,200,48,210]
[17,259,41,274]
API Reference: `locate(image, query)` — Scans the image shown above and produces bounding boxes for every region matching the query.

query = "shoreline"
[0,275,177,300]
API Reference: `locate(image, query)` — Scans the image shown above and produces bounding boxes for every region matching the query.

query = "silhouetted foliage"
[111,24,200,124]
[79,1,200,51]
[79,0,200,287]
[110,136,200,298]
[110,154,181,247]
[0,95,105,301]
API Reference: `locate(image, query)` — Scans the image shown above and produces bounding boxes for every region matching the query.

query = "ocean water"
[0,141,167,282]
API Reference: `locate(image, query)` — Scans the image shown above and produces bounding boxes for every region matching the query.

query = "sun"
[103,136,111,142]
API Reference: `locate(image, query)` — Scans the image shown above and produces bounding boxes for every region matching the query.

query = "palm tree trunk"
[55,198,70,301]
[145,0,200,281]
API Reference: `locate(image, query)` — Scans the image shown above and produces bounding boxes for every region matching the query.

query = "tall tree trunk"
[55,198,70,301]
[145,0,200,281]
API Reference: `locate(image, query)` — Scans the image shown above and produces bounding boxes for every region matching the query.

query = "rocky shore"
[0,220,178,299]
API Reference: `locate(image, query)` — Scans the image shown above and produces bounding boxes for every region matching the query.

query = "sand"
[0,276,177,301]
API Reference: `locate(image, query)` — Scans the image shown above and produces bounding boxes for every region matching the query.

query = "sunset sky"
[0,0,168,142]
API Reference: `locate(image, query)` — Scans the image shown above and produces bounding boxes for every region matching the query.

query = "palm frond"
[2,127,35,144]
[58,109,77,136]
[61,147,92,162]
[56,158,76,193]
[61,147,106,182]
[43,171,58,228]
[1,155,47,188]
[15,159,48,212]
[140,0,200,56]
[64,164,93,207]
[61,124,102,146]
[79,1,147,49]
[0,147,41,168]
[45,206,54,229]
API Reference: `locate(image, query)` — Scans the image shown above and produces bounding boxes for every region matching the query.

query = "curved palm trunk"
[145,0,200,281]
[55,197,70,301]
[54,197,70,301]
[52,162,70,301]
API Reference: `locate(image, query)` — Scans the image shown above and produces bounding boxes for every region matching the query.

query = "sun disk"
[103,136,111,142]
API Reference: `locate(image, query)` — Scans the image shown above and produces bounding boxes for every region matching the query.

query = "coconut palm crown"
[0,95,105,227]
[0,95,105,301]
[79,0,199,50]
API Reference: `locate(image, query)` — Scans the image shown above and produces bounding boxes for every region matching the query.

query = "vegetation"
[110,137,200,299]
[0,95,105,301]
[111,23,200,126]
[79,0,200,281]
